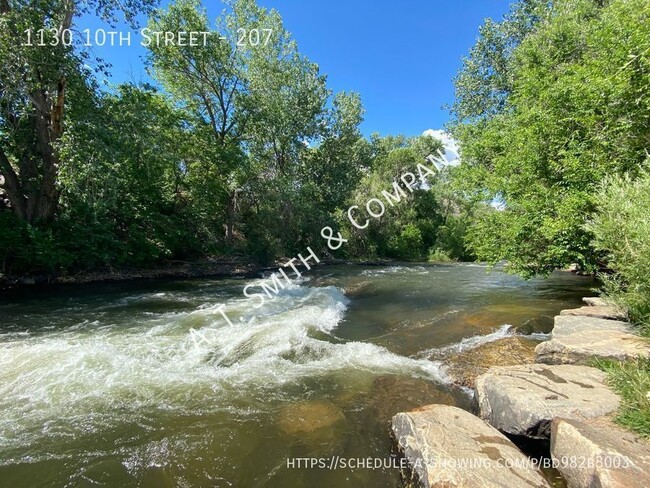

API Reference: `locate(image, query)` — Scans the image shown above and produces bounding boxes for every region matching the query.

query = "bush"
[388,223,425,261]
[0,211,27,275]
[588,166,650,334]
[428,248,453,262]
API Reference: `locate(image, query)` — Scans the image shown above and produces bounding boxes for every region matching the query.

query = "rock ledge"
[392,404,549,487]
[475,364,620,438]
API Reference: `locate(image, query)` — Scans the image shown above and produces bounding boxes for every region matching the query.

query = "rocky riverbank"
[392,298,650,487]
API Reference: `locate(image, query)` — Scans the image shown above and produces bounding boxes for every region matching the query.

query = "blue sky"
[79,0,512,137]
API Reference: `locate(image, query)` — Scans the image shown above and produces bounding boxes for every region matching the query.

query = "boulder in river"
[392,404,550,488]
[444,336,536,388]
[278,401,345,435]
[551,417,650,488]
[475,364,620,438]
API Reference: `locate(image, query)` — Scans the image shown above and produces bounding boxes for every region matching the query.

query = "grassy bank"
[596,357,650,438]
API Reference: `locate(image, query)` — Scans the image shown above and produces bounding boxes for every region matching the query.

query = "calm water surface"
[0,263,594,487]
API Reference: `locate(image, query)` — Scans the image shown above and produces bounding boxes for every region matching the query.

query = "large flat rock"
[536,329,649,364]
[560,305,626,321]
[582,297,608,307]
[444,336,536,388]
[535,315,648,364]
[392,404,550,487]
[551,418,650,488]
[475,364,620,438]
[551,315,632,338]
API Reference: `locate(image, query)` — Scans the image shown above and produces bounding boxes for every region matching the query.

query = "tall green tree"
[0,0,156,223]
[450,0,650,276]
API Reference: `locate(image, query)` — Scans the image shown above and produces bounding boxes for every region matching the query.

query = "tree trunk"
[225,189,238,244]
[0,2,70,224]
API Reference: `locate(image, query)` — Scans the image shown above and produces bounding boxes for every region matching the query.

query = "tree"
[147,0,364,257]
[338,134,459,261]
[589,164,650,333]
[0,0,156,223]
[450,0,549,123]
[450,0,650,276]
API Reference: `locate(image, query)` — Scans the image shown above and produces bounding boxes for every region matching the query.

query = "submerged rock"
[369,375,458,427]
[444,336,536,388]
[342,279,374,298]
[551,418,650,488]
[463,303,543,329]
[475,364,620,438]
[392,404,550,488]
[278,401,345,435]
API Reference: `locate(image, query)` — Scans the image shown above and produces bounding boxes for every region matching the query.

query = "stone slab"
[560,306,626,321]
[392,404,550,487]
[475,364,620,438]
[551,418,650,488]
[551,315,632,338]
[582,297,608,307]
[536,329,649,365]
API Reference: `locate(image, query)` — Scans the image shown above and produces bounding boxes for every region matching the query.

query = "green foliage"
[336,135,477,261]
[451,0,650,276]
[388,223,425,261]
[588,167,650,333]
[0,0,475,277]
[0,0,158,223]
[427,248,453,263]
[597,358,650,438]
[450,0,549,121]
[0,0,383,275]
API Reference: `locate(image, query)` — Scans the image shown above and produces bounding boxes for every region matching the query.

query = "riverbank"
[392,297,650,487]
[0,258,394,292]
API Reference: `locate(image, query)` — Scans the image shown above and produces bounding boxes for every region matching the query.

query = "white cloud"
[422,129,461,166]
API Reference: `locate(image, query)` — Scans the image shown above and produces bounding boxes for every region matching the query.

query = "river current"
[0,263,593,487]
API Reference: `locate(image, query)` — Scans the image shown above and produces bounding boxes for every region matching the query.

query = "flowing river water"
[0,263,594,487]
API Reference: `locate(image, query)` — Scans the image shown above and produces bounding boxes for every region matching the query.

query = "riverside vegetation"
[1,0,649,452]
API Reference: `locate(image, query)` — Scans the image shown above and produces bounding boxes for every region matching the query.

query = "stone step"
[536,329,649,365]
[551,315,632,337]
[582,297,608,307]
[392,404,550,487]
[475,364,620,438]
[535,315,649,365]
[551,418,650,488]
[560,305,626,321]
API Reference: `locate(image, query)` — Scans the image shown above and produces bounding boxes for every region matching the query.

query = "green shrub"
[428,248,453,262]
[588,166,650,334]
[388,223,425,261]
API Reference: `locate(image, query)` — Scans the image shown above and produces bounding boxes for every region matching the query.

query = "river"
[0,263,593,487]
